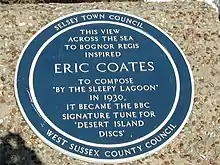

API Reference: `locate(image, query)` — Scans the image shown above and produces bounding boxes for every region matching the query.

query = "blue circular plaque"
[15,10,194,163]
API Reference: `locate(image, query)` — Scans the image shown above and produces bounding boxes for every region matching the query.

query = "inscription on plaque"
[15,10,194,163]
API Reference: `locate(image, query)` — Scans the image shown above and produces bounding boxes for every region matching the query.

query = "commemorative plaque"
[15,10,194,163]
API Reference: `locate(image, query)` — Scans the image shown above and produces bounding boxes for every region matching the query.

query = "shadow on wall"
[0,132,42,165]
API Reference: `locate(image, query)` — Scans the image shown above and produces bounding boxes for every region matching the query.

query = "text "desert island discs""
[15,10,194,163]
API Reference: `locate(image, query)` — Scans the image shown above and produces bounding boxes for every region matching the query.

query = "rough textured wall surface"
[0,1,220,165]
[0,0,138,4]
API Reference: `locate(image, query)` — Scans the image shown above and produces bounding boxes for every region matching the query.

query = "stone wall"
[0,0,138,4]
[0,1,220,165]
